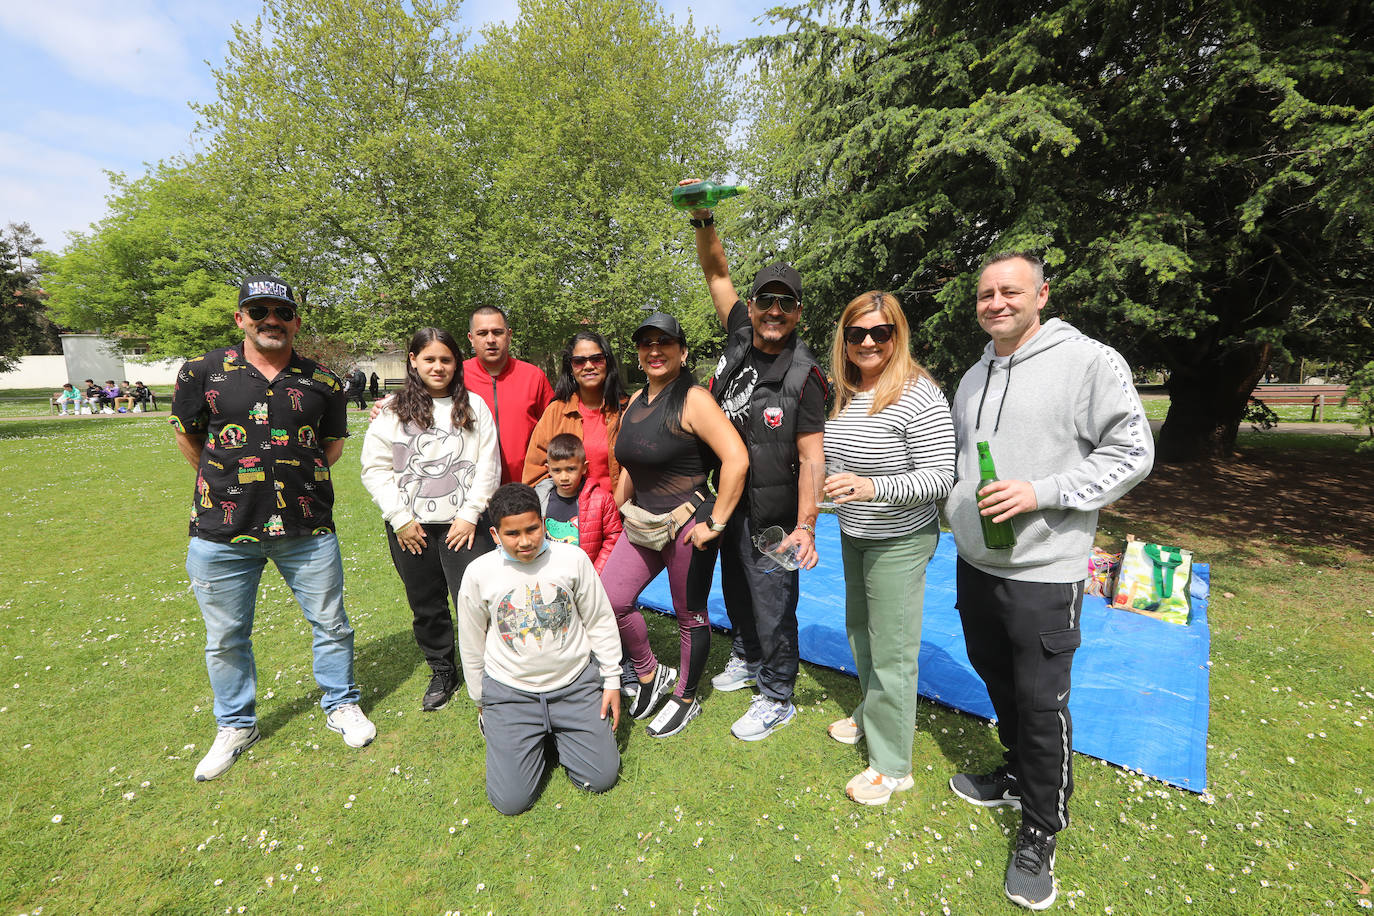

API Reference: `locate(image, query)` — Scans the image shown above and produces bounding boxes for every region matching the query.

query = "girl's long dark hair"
[394,327,474,431]
[553,330,627,413]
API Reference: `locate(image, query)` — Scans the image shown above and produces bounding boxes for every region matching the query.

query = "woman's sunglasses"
[244,304,297,322]
[843,323,896,345]
[570,353,607,368]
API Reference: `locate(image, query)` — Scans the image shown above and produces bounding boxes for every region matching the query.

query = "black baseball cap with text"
[749,262,802,301]
[238,275,297,309]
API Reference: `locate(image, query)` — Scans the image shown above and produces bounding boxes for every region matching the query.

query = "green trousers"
[841,521,939,779]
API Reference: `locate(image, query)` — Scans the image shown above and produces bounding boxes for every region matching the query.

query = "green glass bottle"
[976,441,1017,549]
[671,180,747,211]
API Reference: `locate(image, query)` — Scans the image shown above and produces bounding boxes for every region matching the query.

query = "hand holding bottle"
[976,479,1038,524]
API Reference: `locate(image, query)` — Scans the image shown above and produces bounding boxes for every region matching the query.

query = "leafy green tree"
[467,0,740,364]
[1,223,61,371]
[744,0,1374,461]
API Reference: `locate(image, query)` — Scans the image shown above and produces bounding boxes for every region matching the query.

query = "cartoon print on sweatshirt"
[393,426,476,517]
[495,583,574,651]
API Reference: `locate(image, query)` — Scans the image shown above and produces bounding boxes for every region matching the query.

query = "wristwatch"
[709,519,727,533]
[689,214,715,229]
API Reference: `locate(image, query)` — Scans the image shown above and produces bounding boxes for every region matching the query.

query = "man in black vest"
[684,180,829,742]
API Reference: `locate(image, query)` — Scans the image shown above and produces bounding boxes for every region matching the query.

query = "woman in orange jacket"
[522,331,628,494]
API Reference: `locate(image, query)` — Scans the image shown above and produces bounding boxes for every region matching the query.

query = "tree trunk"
[1156,341,1272,463]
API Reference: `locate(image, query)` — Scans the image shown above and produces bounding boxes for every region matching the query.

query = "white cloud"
[26,110,194,165]
[0,0,202,101]
[0,131,122,246]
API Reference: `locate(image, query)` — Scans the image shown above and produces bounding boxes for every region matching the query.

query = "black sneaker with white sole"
[628,664,678,720]
[1005,823,1057,910]
[421,672,457,711]
[949,765,1022,808]
[645,695,701,738]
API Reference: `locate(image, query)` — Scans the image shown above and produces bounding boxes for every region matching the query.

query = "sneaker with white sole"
[950,765,1022,809]
[326,702,377,748]
[194,725,261,781]
[628,664,677,720]
[646,695,701,738]
[845,766,915,806]
[731,694,796,741]
[710,655,759,692]
[827,716,864,745]
[1005,823,1057,910]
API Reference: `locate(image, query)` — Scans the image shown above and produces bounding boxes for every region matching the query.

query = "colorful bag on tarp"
[1112,540,1192,625]
[1086,547,1121,597]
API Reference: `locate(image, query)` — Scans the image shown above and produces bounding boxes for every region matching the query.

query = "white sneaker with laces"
[326,703,377,748]
[194,725,261,781]
[730,694,796,741]
[710,655,759,692]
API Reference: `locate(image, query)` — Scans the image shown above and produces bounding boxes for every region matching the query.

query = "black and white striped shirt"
[824,377,957,539]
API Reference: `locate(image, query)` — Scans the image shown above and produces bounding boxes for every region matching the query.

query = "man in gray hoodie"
[944,251,1154,910]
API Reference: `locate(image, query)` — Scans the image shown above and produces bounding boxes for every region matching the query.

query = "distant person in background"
[132,381,156,412]
[344,367,368,409]
[370,372,381,399]
[56,383,83,415]
[84,379,102,413]
[465,306,554,484]
[101,380,119,413]
[114,381,136,413]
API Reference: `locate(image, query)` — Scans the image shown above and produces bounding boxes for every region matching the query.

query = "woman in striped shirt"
[821,291,956,805]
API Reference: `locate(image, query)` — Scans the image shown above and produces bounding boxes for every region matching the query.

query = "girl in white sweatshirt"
[361,327,501,712]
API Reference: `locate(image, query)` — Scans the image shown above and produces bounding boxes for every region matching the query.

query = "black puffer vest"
[709,326,826,531]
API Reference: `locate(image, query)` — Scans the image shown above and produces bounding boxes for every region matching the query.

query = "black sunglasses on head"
[570,353,607,368]
[753,292,801,314]
[843,323,896,345]
[244,303,297,322]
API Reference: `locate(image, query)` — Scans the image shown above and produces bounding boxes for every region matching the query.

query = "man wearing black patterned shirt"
[171,275,376,782]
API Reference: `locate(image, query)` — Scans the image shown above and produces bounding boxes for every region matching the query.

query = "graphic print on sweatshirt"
[392,425,476,517]
[495,583,574,651]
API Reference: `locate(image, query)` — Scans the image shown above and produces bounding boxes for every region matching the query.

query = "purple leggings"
[601,521,719,699]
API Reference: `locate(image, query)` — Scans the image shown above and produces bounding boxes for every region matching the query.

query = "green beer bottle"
[671,180,747,211]
[976,441,1017,549]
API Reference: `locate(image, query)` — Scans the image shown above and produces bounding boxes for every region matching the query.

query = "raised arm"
[680,177,738,326]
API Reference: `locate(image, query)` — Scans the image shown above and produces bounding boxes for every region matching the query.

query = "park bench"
[1250,384,1358,422]
[384,377,406,390]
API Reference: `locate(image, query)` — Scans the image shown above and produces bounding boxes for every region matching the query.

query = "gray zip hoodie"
[945,317,1154,582]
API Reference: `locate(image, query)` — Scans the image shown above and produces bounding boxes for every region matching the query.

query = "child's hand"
[477,708,485,739]
[395,521,426,555]
[446,518,477,551]
[600,689,621,731]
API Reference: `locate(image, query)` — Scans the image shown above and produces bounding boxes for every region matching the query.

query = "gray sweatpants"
[482,660,619,815]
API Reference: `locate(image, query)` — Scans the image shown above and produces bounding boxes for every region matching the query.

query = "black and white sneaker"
[421,672,457,711]
[949,765,1022,809]
[1005,823,1057,910]
[646,696,701,738]
[628,664,677,720]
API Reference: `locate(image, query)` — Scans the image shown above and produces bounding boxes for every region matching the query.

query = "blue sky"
[1,0,789,252]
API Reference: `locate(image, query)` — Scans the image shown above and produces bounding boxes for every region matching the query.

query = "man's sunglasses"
[843,323,896,345]
[570,353,607,368]
[243,304,297,322]
[753,292,801,314]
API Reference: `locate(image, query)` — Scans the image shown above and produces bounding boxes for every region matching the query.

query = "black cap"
[633,312,686,343]
[238,275,297,308]
[749,261,802,301]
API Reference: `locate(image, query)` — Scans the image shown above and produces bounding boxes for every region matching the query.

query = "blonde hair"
[829,291,932,418]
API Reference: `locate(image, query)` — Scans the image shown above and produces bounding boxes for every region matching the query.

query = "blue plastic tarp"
[637,514,1211,792]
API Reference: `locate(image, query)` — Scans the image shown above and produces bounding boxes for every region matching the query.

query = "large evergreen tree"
[0,223,60,371]
[744,0,1374,460]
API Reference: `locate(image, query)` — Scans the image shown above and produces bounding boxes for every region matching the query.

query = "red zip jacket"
[535,478,623,574]
[463,356,554,484]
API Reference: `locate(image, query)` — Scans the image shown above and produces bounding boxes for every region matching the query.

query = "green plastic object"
[671,180,747,210]
[976,441,1017,550]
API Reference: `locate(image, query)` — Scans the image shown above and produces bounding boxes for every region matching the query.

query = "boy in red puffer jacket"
[533,433,622,574]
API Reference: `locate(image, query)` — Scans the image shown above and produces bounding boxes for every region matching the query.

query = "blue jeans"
[186,534,360,727]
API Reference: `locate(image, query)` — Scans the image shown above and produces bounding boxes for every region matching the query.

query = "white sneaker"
[194,725,261,781]
[730,694,796,741]
[326,703,376,748]
[710,655,759,692]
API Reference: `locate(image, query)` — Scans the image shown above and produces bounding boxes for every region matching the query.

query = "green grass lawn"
[1,415,1371,914]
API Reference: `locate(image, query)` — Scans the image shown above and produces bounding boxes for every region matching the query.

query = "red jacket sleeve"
[590,485,621,574]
